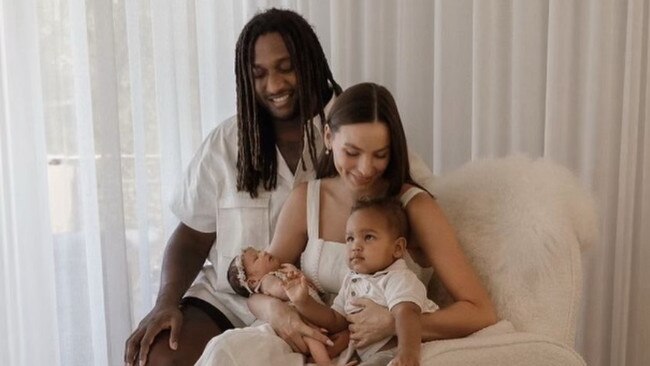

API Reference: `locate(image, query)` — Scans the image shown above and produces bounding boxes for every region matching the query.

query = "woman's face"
[326,121,391,195]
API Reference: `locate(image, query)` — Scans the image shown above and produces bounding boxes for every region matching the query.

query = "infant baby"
[227,247,347,366]
[227,247,322,303]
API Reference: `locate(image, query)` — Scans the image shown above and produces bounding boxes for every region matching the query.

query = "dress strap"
[400,186,426,207]
[306,180,321,239]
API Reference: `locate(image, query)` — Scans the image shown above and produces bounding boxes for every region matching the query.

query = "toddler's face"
[241,248,281,284]
[345,208,402,274]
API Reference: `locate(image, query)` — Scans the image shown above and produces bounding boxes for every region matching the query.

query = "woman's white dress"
[195,180,430,365]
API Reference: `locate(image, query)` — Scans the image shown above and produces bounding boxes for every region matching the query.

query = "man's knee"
[138,305,224,365]
[146,352,185,366]
[144,331,197,366]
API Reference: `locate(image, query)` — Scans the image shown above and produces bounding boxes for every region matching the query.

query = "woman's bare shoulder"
[318,177,340,196]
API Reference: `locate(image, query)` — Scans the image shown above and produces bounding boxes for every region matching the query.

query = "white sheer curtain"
[1,0,648,365]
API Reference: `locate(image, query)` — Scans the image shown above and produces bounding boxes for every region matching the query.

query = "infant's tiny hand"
[285,270,301,281]
[280,263,299,275]
[283,274,310,303]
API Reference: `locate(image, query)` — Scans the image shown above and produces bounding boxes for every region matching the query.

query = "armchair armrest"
[421,321,585,366]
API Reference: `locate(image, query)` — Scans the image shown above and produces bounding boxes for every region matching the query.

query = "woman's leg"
[144,301,229,366]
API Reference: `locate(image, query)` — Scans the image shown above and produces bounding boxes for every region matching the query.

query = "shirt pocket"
[214,192,271,292]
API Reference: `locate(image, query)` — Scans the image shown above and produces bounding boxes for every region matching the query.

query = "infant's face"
[241,248,281,283]
[345,208,400,274]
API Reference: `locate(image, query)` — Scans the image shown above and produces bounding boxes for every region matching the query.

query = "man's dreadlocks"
[235,8,342,197]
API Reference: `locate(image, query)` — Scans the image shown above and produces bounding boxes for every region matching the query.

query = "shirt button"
[351,291,356,296]
[352,278,358,283]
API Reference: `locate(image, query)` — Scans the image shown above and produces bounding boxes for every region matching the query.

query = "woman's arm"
[265,183,309,263]
[247,294,332,353]
[248,183,309,323]
[247,183,335,352]
[406,190,497,340]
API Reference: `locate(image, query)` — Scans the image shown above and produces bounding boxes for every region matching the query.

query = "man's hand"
[124,223,213,365]
[124,303,182,366]
[346,297,394,348]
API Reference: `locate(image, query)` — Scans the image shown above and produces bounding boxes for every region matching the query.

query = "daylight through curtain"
[1,1,648,365]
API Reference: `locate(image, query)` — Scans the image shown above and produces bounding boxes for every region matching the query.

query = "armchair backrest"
[429,156,598,346]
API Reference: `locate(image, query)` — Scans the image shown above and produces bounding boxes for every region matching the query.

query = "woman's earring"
[325,148,331,155]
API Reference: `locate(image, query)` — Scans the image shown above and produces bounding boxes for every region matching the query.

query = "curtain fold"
[0,0,60,365]
[1,1,648,365]
[611,1,649,365]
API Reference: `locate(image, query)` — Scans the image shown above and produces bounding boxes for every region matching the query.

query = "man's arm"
[158,223,215,304]
[124,223,214,366]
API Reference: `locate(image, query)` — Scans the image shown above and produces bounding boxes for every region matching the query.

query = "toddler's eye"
[365,234,375,241]
[346,236,354,243]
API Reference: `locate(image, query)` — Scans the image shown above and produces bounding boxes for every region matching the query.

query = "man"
[124,9,341,366]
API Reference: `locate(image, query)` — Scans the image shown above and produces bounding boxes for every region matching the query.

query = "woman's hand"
[266,299,332,353]
[346,297,395,348]
[124,303,182,366]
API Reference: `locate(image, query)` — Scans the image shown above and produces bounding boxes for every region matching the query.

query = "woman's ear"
[324,124,332,150]
[393,237,407,259]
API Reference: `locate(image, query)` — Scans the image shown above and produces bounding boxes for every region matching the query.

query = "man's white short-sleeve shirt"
[170,114,322,326]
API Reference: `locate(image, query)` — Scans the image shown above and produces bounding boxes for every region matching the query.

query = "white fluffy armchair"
[421,156,597,365]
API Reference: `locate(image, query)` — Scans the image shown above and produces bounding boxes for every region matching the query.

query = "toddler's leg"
[327,329,351,359]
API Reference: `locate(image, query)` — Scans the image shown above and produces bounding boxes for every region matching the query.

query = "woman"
[199,82,497,365]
